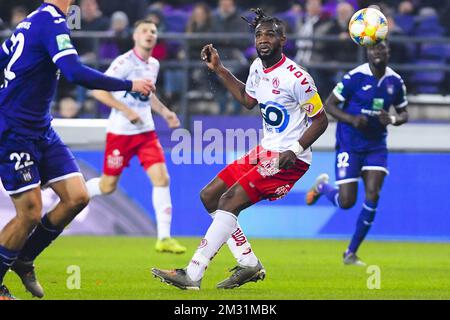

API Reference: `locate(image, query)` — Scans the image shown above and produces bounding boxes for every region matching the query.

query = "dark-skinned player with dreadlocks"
[151,8,329,290]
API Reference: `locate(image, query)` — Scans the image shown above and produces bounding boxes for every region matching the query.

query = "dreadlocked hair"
[241,8,285,35]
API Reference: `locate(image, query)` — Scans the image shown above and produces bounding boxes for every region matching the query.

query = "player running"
[305,41,409,266]
[85,20,186,254]
[151,8,328,290]
[0,0,153,299]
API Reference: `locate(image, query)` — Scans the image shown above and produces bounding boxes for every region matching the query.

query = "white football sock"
[153,186,172,240]
[228,226,258,267]
[209,211,258,267]
[86,177,103,198]
[187,210,237,282]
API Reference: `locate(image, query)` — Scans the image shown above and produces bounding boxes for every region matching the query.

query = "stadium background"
[1,1,449,243]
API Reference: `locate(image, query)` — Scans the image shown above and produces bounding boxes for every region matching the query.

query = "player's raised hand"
[201,44,223,72]
[132,79,156,96]
[124,108,142,125]
[165,111,181,128]
[378,109,394,126]
[351,114,368,129]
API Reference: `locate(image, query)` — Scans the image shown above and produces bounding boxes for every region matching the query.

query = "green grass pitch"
[4,236,450,300]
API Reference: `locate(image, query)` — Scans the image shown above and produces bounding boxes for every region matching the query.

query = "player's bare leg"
[344,170,386,266]
[200,176,263,287]
[152,183,264,290]
[12,176,89,298]
[0,188,42,299]
[147,163,186,254]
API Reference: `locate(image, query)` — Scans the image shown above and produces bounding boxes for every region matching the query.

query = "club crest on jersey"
[387,84,394,95]
[259,101,290,133]
[19,169,33,183]
[272,77,280,88]
[107,149,123,169]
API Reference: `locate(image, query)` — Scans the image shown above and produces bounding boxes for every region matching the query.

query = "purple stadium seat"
[394,14,415,34]
[164,10,190,33]
[275,11,299,31]
[420,43,447,60]
[415,16,445,36]
[411,59,446,93]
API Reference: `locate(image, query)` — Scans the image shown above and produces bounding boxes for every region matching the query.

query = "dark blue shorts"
[335,149,388,185]
[0,127,81,195]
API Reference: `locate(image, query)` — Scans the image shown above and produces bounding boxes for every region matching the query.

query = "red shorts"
[218,146,310,204]
[103,131,165,176]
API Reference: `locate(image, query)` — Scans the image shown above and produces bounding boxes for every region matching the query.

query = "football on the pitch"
[348,8,388,47]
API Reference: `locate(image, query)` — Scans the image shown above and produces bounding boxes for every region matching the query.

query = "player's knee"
[217,191,240,215]
[17,204,42,228]
[339,196,357,209]
[153,174,170,187]
[200,187,217,213]
[66,192,90,212]
[23,211,42,228]
[365,189,380,202]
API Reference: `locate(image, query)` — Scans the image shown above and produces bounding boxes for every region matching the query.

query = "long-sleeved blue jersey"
[0,3,133,136]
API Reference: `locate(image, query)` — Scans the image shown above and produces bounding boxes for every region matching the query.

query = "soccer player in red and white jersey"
[151,9,329,290]
[85,20,186,254]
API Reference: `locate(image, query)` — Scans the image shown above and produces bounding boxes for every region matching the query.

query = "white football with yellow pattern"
[349,8,389,47]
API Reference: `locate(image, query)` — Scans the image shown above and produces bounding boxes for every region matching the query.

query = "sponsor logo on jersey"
[259,101,290,133]
[362,84,372,91]
[372,98,384,110]
[361,109,381,116]
[286,64,312,93]
[336,82,344,94]
[124,91,150,102]
[56,34,73,51]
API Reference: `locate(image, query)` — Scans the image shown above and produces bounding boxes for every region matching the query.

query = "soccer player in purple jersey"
[0,0,154,299]
[305,41,409,266]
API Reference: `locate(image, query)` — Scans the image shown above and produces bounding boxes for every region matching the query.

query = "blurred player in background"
[0,0,153,299]
[305,41,409,265]
[152,8,328,290]
[85,20,186,254]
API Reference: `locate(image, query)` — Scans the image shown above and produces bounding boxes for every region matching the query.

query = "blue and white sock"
[347,199,377,254]
[18,214,63,262]
[0,245,19,285]
[318,182,340,207]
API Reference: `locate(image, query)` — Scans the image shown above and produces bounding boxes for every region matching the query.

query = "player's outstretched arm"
[201,44,257,110]
[92,90,143,124]
[56,54,155,96]
[150,95,180,128]
[325,92,368,129]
